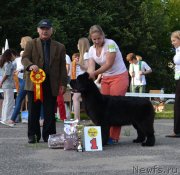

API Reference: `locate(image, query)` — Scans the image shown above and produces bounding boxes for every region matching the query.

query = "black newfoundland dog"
[71,72,155,146]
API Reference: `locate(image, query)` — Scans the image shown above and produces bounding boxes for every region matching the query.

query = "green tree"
[0,0,179,93]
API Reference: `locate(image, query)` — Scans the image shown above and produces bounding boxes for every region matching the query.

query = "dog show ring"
[30,68,46,102]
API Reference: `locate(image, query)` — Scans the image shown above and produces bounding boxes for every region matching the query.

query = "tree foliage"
[0,0,179,92]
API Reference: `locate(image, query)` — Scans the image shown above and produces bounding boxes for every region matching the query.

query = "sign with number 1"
[84,126,103,151]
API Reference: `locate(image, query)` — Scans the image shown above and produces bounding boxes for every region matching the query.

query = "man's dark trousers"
[27,75,56,142]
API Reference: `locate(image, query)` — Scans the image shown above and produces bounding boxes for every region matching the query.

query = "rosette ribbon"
[30,69,46,102]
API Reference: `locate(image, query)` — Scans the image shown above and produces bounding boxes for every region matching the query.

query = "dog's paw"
[141,138,155,146]
[141,135,155,146]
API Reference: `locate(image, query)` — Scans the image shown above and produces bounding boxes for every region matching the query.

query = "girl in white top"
[88,25,129,144]
[166,30,180,137]
[72,38,90,121]
[173,44,180,80]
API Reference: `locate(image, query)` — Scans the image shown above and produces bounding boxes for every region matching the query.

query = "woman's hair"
[126,53,136,62]
[78,37,90,65]
[171,31,180,40]
[20,36,32,49]
[0,49,17,68]
[89,25,105,40]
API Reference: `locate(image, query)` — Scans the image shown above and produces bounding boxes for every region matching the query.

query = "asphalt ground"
[0,119,180,175]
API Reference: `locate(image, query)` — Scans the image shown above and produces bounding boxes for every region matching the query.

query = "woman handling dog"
[88,25,129,144]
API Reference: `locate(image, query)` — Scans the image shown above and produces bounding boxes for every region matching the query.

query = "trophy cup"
[76,125,84,152]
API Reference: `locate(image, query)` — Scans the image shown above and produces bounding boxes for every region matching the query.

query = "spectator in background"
[65,54,71,118]
[56,54,71,121]
[71,37,90,121]
[166,30,180,138]
[57,86,67,121]
[0,49,17,126]
[87,25,129,144]
[126,53,152,93]
[65,54,71,84]
[0,65,3,121]
[7,36,32,125]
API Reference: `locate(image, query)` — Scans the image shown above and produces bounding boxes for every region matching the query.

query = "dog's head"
[76,72,93,92]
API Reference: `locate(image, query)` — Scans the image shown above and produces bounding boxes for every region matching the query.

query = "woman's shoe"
[7,120,15,127]
[166,133,180,138]
[7,120,15,124]
[0,120,15,127]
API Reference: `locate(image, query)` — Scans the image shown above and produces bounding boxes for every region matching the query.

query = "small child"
[0,49,17,126]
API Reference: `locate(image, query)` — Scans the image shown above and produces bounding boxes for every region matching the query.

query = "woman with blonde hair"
[77,37,90,69]
[71,37,90,120]
[20,36,32,49]
[88,25,129,144]
[7,36,32,125]
[166,30,180,138]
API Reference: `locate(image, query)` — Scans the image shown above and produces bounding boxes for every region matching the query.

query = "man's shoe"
[43,138,48,142]
[28,138,36,144]
[43,136,49,142]
[28,136,40,144]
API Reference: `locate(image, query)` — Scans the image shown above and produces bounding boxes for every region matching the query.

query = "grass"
[56,104,174,122]
[69,112,90,120]
[155,104,174,119]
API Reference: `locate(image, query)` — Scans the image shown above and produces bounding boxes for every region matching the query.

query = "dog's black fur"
[73,72,155,146]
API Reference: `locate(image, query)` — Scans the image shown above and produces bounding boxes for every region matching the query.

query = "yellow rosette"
[30,69,46,102]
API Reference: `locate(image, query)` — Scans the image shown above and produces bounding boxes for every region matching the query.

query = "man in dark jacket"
[22,19,67,143]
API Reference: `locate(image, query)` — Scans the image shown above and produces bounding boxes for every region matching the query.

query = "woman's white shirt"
[88,39,127,76]
[65,54,71,76]
[173,46,180,74]
[15,56,24,79]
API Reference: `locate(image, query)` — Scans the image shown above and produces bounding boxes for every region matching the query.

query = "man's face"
[37,27,53,40]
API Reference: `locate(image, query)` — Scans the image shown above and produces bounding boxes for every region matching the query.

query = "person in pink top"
[88,25,129,144]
